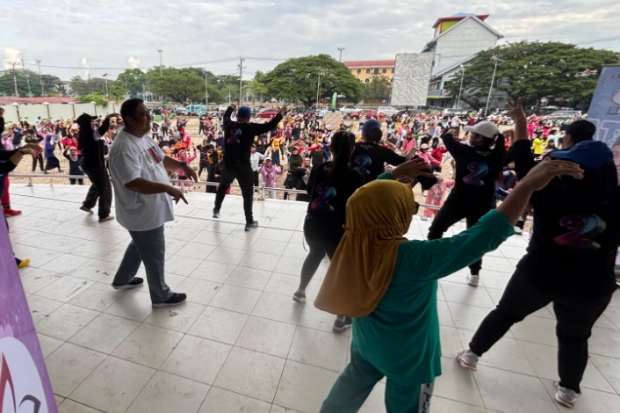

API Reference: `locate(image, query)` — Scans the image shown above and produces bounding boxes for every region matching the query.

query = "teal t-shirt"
[351,174,514,384]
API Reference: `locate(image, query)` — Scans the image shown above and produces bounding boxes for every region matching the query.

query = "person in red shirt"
[430,141,447,172]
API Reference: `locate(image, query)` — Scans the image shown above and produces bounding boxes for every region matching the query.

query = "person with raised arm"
[212,102,286,231]
[315,155,583,413]
[456,99,620,409]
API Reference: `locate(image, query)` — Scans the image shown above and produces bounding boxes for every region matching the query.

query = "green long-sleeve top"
[351,172,515,385]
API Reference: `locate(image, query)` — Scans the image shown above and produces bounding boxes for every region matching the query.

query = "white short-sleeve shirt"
[109,130,174,231]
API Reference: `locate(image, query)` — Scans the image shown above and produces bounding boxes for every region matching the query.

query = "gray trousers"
[113,225,172,304]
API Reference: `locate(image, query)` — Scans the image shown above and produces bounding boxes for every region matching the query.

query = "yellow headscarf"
[314,180,415,317]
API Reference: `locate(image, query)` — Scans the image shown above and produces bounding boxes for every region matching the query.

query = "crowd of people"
[2,95,620,412]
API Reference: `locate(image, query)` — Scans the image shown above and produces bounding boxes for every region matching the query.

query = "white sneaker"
[513,226,523,235]
[456,350,479,371]
[467,274,480,287]
[555,385,578,408]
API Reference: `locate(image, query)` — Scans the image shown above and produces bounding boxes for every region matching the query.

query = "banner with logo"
[588,64,620,272]
[0,221,58,413]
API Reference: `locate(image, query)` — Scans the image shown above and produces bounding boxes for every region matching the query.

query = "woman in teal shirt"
[315,158,583,413]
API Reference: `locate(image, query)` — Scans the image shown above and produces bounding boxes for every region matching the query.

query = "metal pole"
[36,59,44,96]
[103,74,109,98]
[316,71,321,107]
[205,72,209,108]
[24,74,32,97]
[12,63,19,97]
[158,50,163,75]
[238,57,245,103]
[338,47,345,62]
[456,65,464,109]
[484,57,499,116]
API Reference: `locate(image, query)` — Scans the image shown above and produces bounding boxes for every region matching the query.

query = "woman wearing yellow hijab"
[316,158,584,413]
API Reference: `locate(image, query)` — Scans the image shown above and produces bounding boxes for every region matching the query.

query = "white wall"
[433,18,499,75]
[0,102,118,125]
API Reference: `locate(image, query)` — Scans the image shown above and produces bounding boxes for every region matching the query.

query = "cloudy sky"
[1,0,619,81]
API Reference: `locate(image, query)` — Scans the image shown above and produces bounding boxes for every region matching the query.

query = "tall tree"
[261,54,364,107]
[444,41,619,110]
[146,67,224,103]
[364,76,392,101]
[111,68,146,98]
[0,69,63,97]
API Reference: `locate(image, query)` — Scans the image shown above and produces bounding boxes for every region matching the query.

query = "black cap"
[565,120,596,144]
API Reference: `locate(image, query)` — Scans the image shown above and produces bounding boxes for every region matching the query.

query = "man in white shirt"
[250,144,265,189]
[108,98,198,307]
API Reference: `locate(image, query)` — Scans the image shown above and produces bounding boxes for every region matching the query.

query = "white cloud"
[80,57,89,79]
[128,56,140,69]
[3,48,22,70]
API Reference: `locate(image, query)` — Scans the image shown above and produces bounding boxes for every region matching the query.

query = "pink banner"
[0,219,58,413]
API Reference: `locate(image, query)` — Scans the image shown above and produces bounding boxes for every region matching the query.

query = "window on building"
[365,78,370,83]
[366,68,371,74]
[391,68,394,73]
[374,68,379,75]
[382,68,387,74]
[357,69,361,74]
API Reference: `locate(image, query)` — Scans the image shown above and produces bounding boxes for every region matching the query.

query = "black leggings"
[428,195,491,275]
[469,264,612,393]
[214,164,254,224]
[31,156,44,172]
[299,219,343,290]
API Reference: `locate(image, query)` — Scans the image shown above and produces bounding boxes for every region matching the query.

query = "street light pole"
[316,71,322,108]
[158,49,163,75]
[102,73,109,98]
[35,59,44,96]
[23,74,32,97]
[338,47,345,62]
[11,63,19,97]
[205,72,209,108]
[456,64,465,109]
[485,55,501,116]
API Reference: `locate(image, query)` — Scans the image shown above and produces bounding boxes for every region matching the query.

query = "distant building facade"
[343,60,396,83]
[424,13,504,108]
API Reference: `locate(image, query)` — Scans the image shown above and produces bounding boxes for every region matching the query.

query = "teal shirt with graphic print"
[351,173,515,385]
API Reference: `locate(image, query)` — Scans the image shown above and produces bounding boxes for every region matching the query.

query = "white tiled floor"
[9,184,620,413]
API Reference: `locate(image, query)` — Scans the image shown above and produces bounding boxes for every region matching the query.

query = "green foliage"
[110,68,146,99]
[261,54,365,107]
[70,76,112,97]
[444,41,619,110]
[146,67,227,103]
[0,69,64,97]
[75,93,108,107]
[364,76,392,101]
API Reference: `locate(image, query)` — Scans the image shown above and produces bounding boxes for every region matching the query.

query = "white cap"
[464,121,499,139]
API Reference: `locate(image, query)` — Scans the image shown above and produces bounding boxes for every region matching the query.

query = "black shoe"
[213,209,220,219]
[245,220,259,231]
[111,277,144,290]
[153,292,187,308]
[333,316,352,333]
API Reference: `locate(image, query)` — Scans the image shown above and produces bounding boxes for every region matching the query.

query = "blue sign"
[588,64,620,148]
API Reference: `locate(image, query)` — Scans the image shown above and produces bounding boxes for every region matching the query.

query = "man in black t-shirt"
[428,122,505,286]
[213,102,286,231]
[458,101,620,410]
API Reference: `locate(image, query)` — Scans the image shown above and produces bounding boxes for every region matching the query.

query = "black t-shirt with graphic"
[350,142,406,184]
[511,140,620,294]
[442,132,505,202]
[306,161,364,230]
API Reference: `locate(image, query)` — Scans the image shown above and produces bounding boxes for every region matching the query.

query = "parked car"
[550,110,580,126]
[377,106,399,116]
[174,106,187,116]
[218,104,229,112]
[350,109,378,120]
[257,108,280,119]
[186,104,206,116]
[340,105,359,116]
